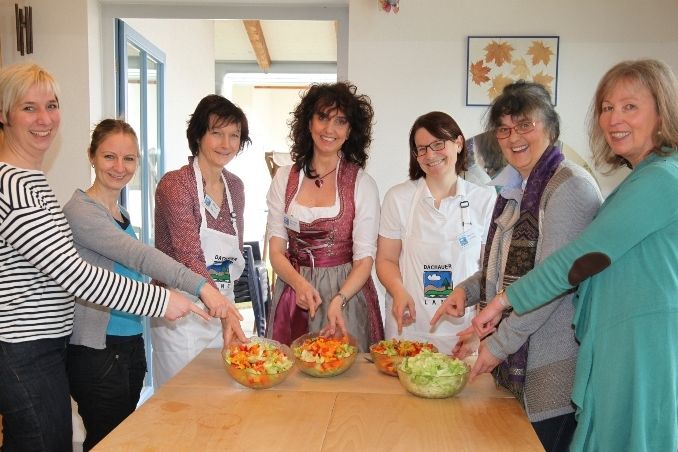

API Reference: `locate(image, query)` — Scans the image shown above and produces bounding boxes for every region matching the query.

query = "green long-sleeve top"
[506,150,678,452]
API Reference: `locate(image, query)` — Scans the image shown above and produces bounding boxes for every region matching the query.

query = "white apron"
[384,180,482,354]
[152,159,245,387]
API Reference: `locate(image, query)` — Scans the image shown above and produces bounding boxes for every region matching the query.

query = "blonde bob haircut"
[589,59,678,172]
[0,63,60,128]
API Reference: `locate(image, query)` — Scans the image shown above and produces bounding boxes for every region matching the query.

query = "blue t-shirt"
[106,218,144,336]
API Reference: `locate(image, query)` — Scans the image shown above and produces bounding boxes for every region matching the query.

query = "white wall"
[348,0,678,197]
[4,0,678,201]
[123,18,215,172]
[227,84,303,243]
[1,0,96,204]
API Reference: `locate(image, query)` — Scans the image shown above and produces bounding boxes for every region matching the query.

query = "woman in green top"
[471,59,678,451]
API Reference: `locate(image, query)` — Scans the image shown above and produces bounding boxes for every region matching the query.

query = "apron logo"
[208,256,236,283]
[423,270,453,305]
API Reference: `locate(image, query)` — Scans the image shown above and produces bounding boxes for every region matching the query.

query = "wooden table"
[93,349,543,451]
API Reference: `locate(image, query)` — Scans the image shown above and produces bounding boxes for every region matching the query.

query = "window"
[116,19,165,397]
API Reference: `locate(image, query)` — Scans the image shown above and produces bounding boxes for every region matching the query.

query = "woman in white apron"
[151,95,249,387]
[377,112,496,354]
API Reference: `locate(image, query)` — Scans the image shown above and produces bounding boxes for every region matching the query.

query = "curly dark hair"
[288,81,374,176]
[484,80,560,144]
[408,111,468,180]
[186,94,251,157]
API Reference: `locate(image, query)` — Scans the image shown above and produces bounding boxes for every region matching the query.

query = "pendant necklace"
[314,167,337,188]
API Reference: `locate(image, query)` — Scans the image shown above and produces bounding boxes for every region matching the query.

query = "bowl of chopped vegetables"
[370,339,437,376]
[222,338,295,389]
[291,332,358,378]
[396,350,470,398]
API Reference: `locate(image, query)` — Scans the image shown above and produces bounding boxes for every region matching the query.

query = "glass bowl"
[222,338,294,389]
[369,339,438,377]
[291,332,358,378]
[396,350,470,398]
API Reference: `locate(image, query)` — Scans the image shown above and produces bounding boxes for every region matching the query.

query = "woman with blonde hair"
[471,59,678,451]
[0,63,207,450]
[63,119,245,450]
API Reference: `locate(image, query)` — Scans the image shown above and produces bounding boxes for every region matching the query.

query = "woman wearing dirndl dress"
[266,82,383,352]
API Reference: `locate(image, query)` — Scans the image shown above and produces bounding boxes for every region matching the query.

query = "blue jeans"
[532,412,577,452]
[0,337,72,452]
[67,336,146,451]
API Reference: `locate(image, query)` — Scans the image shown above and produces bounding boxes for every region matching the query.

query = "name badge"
[204,194,220,219]
[456,231,477,249]
[283,213,301,233]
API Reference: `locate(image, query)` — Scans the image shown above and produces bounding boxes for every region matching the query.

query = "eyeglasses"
[414,139,446,157]
[494,121,537,139]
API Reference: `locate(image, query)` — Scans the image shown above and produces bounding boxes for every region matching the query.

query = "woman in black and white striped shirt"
[0,63,209,451]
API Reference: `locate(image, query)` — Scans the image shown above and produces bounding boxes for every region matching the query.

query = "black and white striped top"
[0,163,168,343]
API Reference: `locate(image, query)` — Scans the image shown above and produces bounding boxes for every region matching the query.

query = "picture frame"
[466,36,560,106]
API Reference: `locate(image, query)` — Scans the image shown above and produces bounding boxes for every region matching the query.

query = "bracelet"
[334,292,349,309]
[496,289,510,308]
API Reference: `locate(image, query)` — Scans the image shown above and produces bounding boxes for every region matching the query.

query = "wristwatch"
[334,292,349,309]
[496,288,510,308]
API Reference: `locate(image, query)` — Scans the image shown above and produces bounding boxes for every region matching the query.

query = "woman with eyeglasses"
[469,60,678,452]
[430,82,602,452]
[376,111,496,354]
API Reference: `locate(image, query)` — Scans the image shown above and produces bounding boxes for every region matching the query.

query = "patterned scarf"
[480,145,564,403]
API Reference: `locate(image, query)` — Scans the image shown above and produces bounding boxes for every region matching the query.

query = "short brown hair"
[186,94,250,157]
[408,111,467,180]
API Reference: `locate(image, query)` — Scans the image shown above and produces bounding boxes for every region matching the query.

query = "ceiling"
[103,0,342,73]
[214,19,337,71]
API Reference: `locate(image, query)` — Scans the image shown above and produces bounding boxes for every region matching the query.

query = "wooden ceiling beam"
[243,20,271,72]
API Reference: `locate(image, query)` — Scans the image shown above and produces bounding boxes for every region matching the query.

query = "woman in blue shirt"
[63,119,246,450]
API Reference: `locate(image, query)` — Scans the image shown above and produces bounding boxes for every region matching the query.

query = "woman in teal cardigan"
[470,59,678,451]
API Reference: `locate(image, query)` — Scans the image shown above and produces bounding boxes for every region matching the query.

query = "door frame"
[115,19,165,245]
[100,4,348,121]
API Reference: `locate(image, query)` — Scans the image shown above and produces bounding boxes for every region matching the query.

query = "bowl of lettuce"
[222,338,294,389]
[370,339,437,376]
[396,350,470,398]
[291,332,358,377]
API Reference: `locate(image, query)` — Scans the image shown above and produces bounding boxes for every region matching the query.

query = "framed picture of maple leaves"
[466,36,559,106]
